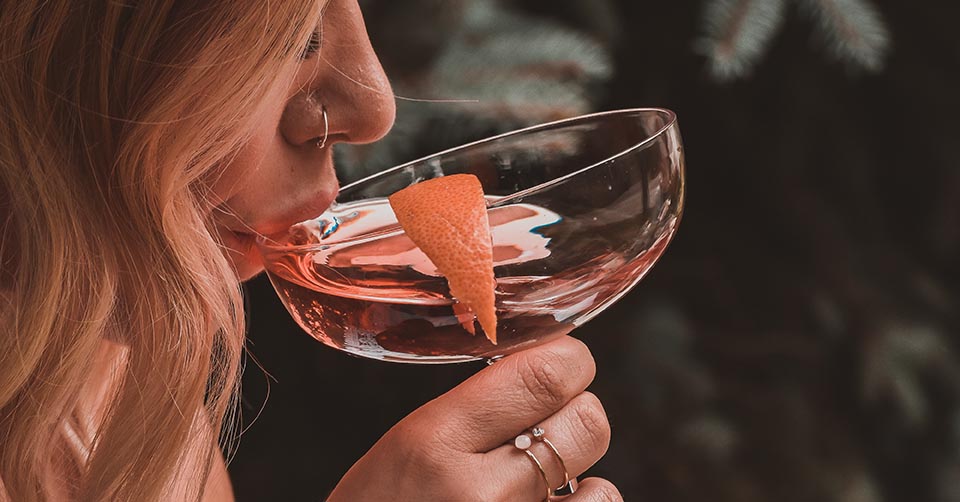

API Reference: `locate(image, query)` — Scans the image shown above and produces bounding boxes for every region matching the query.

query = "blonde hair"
[0,1,322,499]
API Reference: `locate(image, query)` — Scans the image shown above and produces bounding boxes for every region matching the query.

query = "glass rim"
[257,107,678,254]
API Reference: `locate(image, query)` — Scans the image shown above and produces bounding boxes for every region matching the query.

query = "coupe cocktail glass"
[256,108,685,363]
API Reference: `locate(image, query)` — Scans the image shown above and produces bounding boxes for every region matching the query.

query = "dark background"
[229,1,960,500]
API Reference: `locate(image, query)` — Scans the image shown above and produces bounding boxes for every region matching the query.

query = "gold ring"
[514,434,551,502]
[532,426,576,495]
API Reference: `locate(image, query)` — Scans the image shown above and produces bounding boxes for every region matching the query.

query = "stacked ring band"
[514,427,579,500]
[514,434,552,502]
[531,426,576,494]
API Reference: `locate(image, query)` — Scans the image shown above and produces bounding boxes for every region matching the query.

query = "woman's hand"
[326,336,621,502]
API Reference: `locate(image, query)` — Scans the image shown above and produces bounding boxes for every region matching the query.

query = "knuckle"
[518,349,571,411]
[385,421,423,454]
[570,392,611,455]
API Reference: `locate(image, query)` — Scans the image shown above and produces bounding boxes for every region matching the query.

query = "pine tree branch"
[862,321,959,428]
[337,0,613,180]
[796,0,890,71]
[695,0,788,81]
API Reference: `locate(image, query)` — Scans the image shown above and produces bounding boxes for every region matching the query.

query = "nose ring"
[316,106,329,148]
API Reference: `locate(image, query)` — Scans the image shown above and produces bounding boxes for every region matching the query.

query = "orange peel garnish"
[388,174,498,344]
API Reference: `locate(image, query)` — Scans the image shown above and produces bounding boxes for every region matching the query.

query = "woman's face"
[209,0,395,281]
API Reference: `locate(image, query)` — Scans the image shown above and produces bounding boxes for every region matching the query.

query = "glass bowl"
[256,108,685,363]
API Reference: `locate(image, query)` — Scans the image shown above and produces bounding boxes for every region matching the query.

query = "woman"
[0,1,620,500]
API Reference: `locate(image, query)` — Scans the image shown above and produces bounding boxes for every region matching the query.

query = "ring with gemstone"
[530,426,576,495]
[514,433,551,502]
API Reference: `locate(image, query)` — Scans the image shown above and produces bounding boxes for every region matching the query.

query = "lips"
[253,186,338,237]
[215,182,337,248]
[208,140,342,274]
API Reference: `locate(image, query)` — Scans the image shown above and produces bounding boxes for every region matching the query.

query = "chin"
[231,252,266,282]
[216,228,267,282]
[237,262,266,282]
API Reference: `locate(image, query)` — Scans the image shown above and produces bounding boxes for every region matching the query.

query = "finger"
[562,477,623,502]
[412,336,596,452]
[482,392,611,501]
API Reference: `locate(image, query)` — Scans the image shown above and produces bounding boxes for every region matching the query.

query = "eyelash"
[300,30,322,60]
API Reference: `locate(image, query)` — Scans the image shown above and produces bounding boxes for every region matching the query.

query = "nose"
[280,0,396,148]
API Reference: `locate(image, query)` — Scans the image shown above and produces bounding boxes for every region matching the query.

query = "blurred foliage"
[232,1,960,501]
[340,0,612,181]
[696,0,890,80]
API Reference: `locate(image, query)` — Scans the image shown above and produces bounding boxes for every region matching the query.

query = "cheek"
[204,82,292,280]
[207,74,293,206]
[208,125,275,207]
[207,133,278,281]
